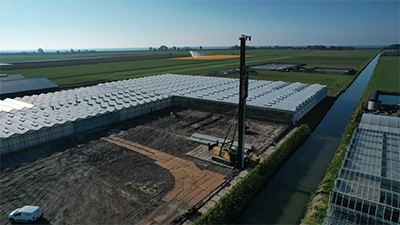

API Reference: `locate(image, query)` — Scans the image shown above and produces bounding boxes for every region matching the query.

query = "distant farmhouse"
[0,74,59,100]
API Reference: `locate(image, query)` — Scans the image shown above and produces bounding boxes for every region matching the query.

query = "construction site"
[0,106,292,224]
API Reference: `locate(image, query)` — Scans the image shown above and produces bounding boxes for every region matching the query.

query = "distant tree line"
[149,45,203,51]
[0,48,96,55]
[383,44,400,50]
[230,45,258,50]
[230,45,356,50]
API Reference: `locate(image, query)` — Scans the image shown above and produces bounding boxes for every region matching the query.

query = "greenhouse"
[250,63,300,71]
[324,114,400,225]
[0,74,59,100]
[0,74,327,155]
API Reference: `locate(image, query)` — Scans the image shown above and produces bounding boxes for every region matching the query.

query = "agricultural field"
[0,50,178,63]
[1,49,379,96]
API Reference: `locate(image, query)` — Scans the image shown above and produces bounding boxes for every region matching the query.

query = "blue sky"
[0,0,399,50]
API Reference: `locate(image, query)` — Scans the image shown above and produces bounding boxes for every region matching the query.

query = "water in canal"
[234,54,380,224]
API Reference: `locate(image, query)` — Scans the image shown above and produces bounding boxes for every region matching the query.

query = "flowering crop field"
[171,55,241,60]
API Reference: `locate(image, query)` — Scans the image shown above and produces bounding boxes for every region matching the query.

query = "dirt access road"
[0,107,290,224]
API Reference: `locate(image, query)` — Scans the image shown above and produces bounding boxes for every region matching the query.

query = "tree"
[199,46,203,50]
[387,44,400,50]
[230,45,239,50]
[159,45,168,51]
[38,48,44,54]
[149,47,153,51]
[173,46,177,51]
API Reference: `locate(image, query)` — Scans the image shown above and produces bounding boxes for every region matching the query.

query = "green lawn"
[2,49,379,94]
[364,56,400,92]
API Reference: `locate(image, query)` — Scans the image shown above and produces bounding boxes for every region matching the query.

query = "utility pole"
[238,34,251,169]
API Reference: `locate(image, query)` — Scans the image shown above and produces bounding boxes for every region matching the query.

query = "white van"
[8,205,43,223]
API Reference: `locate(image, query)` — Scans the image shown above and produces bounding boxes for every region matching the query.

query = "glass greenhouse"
[325,114,400,225]
[0,74,327,155]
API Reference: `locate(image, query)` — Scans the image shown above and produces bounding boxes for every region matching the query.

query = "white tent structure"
[0,74,327,155]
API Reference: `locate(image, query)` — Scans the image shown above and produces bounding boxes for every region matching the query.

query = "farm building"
[311,67,356,75]
[381,50,400,56]
[0,74,26,81]
[250,63,304,71]
[324,114,400,225]
[250,64,356,75]
[212,68,257,76]
[0,74,327,155]
[0,74,59,100]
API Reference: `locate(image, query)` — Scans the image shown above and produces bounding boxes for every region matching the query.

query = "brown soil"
[0,107,290,224]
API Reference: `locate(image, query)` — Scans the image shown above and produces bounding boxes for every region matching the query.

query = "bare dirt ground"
[0,107,290,224]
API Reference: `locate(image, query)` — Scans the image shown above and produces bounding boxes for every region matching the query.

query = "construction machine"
[208,34,252,169]
[207,112,259,167]
[207,106,240,165]
[208,140,239,165]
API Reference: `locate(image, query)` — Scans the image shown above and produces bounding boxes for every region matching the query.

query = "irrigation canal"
[233,54,380,224]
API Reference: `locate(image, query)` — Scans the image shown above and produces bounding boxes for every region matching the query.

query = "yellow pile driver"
[208,34,252,169]
[208,108,240,166]
[208,140,239,165]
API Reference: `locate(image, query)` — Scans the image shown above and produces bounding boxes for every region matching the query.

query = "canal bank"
[302,53,400,224]
[233,53,380,224]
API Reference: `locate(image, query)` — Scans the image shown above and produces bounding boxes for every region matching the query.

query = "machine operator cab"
[9,205,43,223]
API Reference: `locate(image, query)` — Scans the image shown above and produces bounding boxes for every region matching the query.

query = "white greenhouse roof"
[359,113,400,134]
[0,74,327,140]
[327,114,400,224]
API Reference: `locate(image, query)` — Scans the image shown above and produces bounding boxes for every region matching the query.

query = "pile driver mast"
[238,34,251,169]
